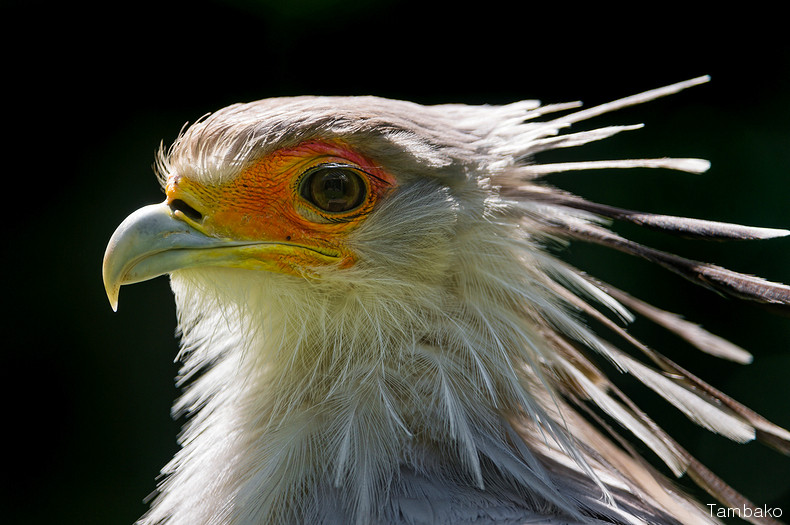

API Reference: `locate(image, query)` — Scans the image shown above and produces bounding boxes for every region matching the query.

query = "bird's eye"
[299,165,366,213]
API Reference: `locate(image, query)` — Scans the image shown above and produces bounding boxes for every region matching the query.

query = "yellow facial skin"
[102,139,396,309]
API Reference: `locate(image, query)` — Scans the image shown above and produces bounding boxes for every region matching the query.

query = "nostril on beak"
[169,199,203,221]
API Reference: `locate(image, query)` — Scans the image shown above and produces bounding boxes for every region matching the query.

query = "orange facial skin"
[164,140,396,275]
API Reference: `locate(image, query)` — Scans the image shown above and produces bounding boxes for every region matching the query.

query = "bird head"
[103,97,491,309]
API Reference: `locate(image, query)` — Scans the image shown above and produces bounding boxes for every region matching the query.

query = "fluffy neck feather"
[139,183,615,525]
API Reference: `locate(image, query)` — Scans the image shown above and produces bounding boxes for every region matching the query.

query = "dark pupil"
[306,168,364,212]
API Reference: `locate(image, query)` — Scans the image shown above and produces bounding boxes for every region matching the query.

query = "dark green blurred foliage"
[4,1,788,523]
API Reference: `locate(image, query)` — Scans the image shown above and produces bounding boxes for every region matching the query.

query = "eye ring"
[298,163,368,214]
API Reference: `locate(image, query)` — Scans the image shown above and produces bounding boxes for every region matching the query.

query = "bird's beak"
[103,202,236,311]
[102,202,338,311]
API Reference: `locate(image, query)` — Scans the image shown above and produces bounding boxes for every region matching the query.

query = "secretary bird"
[103,76,790,525]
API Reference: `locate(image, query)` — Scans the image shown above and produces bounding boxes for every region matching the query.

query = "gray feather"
[512,185,790,241]
[548,218,790,308]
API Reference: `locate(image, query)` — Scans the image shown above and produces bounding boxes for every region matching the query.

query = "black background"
[4,1,789,523]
